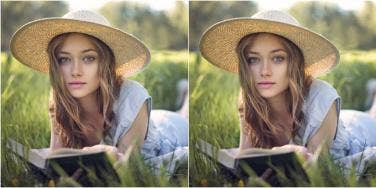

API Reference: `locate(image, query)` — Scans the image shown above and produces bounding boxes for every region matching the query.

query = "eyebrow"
[247,49,287,55]
[58,49,97,55]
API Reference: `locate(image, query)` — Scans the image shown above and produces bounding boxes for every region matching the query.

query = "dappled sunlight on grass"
[1,51,188,186]
[189,50,376,186]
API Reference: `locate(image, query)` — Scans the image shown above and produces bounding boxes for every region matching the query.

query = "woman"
[200,10,376,175]
[10,10,188,175]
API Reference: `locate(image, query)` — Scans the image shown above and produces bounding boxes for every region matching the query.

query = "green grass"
[189,50,376,186]
[1,50,188,186]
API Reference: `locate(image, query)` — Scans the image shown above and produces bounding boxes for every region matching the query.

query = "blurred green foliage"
[319,51,376,110]
[189,1,376,51]
[1,1,69,51]
[132,50,188,111]
[1,1,187,51]
[1,51,187,186]
[189,1,258,50]
[189,50,376,186]
[99,1,187,50]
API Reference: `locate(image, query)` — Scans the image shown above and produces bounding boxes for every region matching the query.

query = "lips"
[257,81,275,89]
[68,81,86,89]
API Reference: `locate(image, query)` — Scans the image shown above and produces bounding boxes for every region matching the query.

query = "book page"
[196,139,236,169]
[29,148,49,169]
[48,148,105,159]
[7,138,48,169]
[234,147,292,158]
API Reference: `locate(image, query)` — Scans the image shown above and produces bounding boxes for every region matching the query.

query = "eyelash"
[57,56,97,64]
[57,57,70,64]
[272,55,285,63]
[246,55,286,64]
[83,56,96,63]
[246,57,259,64]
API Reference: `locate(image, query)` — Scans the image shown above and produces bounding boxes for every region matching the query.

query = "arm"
[49,118,63,150]
[273,102,338,160]
[82,101,149,160]
[238,92,252,150]
[49,91,63,150]
[306,102,338,154]
[116,101,149,154]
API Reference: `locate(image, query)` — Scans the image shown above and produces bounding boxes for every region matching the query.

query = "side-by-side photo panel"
[2,1,188,186]
[189,1,376,187]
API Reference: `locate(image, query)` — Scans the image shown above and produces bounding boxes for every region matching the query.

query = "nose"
[71,60,82,77]
[260,60,272,77]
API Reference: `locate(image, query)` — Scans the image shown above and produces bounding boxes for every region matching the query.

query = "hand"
[260,168,274,181]
[272,144,313,163]
[82,144,124,160]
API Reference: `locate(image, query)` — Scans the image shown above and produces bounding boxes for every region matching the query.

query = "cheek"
[88,64,99,77]
[248,65,259,77]
[59,65,70,80]
[92,68,100,85]
[277,64,289,78]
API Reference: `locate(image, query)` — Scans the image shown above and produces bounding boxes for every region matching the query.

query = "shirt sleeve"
[112,80,152,146]
[302,79,341,146]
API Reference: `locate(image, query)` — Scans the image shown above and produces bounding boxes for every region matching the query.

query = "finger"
[260,168,273,180]
[71,168,83,180]
[306,152,313,161]
[82,147,89,151]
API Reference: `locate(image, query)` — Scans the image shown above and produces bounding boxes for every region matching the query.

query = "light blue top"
[102,80,188,174]
[293,79,376,174]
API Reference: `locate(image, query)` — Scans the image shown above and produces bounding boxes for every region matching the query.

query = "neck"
[266,91,294,141]
[77,92,100,117]
[266,90,290,119]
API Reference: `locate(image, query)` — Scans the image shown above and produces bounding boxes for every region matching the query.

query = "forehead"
[60,33,97,51]
[247,33,286,52]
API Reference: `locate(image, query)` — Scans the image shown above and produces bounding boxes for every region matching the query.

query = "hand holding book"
[82,144,124,161]
[7,139,120,186]
[271,145,313,164]
[196,139,309,186]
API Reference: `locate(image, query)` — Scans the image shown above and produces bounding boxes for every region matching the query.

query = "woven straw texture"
[10,10,150,78]
[199,10,339,77]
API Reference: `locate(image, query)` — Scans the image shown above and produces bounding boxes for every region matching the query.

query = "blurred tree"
[167,1,188,49]
[189,1,257,51]
[1,1,68,52]
[99,1,187,50]
[356,1,376,49]
[289,1,376,50]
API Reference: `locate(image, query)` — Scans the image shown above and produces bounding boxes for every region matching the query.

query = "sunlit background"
[68,0,180,11]
[2,0,375,52]
[1,0,188,52]
[189,1,376,51]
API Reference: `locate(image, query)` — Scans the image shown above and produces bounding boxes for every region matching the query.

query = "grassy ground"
[189,50,376,186]
[1,50,188,186]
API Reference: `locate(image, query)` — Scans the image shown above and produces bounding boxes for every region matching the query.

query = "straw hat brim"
[10,18,150,78]
[199,18,340,77]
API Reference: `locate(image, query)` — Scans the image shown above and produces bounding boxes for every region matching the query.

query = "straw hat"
[10,10,150,78]
[199,10,340,77]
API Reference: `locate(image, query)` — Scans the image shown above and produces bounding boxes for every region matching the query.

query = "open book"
[7,138,119,186]
[197,139,308,185]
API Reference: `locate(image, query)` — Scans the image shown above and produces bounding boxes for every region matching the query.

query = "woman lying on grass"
[10,10,188,178]
[200,10,376,177]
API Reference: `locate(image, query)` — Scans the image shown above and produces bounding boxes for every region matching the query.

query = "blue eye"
[83,56,96,63]
[57,57,70,64]
[272,56,285,63]
[246,57,260,64]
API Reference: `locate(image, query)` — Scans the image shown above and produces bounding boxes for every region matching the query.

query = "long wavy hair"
[47,32,122,148]
[237,33,312,148]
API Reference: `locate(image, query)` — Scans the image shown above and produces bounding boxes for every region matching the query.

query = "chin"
[70,94,87,99]
[261,90,287,100]
[68,91,88,98]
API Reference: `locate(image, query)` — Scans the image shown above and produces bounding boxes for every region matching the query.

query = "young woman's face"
[57,33,100,99]
[245,33,289,99]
